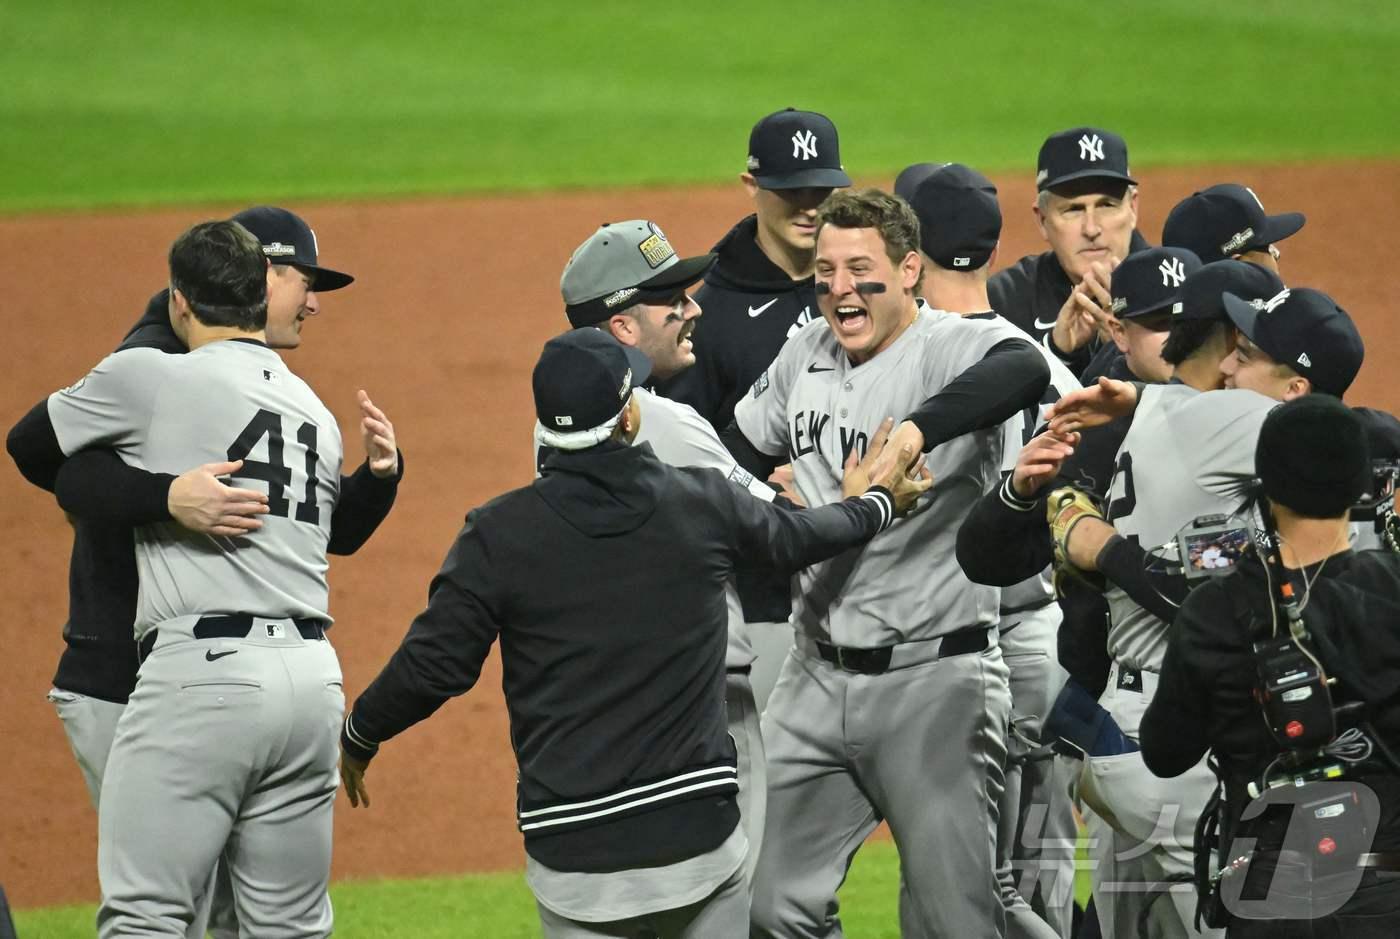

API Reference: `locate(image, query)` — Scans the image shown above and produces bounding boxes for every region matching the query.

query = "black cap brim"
[753,167,853,190]
[1259,211,1306,247]
[293,263,354,292]
[1041,169,1138,193]
[1222,291,1262,342]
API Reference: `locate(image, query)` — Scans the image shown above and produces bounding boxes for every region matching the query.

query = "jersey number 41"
[227,408,321,524]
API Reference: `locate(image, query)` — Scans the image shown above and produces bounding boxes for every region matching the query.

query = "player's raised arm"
[895,336,1051,455]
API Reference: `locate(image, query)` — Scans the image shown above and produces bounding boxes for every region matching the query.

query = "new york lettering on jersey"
[47,341,343,635]
[736,309,1010,647]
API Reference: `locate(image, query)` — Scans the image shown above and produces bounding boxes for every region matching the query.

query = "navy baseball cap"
[1176,260,1284,321]
[230,206,354,291]
[747,108,852,190]
[896,163,1001,271]
[1037,127,1136,192]
[560,220,716,328]
[1109,247,1202,320]
[533,329,652,451]
[1161,184,1305,263]
[1223,287,1364,397]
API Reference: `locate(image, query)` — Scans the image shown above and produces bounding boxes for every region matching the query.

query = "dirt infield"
[3,162,1398,908]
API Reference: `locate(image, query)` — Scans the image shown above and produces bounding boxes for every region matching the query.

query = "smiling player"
[722,188,1052,936]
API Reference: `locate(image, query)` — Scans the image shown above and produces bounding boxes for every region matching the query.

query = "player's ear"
[988,241,999,269]
[899,251,920,290]
[606,313,639,346]
[741,173,760,199]
[1109,319,1129,353]
[1284,375,1313,402]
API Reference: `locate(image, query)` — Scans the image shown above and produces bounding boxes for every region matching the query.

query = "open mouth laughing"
[832,304,869,336]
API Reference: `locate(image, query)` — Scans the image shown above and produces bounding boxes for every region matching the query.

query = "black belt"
[138,614,327,662]
[815,625,989,676]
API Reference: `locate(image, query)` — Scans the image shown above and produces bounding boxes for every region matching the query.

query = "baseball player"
[1161,183,1305,273]
[1043,287,1365,938]
[5,206,398,939]
[657,107,853,708]
[337,328,929,939]
[897,161,1081,939]
[543,219,797,891]
[988,127,1150,376]
[956,261,1282,702]
[8,220,382,937]
[659,107,850,433]
[723,188,1051,937]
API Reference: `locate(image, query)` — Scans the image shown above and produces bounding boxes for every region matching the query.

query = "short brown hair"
[816,188,921,266]
[168,220,268,330]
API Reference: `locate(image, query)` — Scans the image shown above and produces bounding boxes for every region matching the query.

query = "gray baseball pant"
[728,669,766,891]
[998,605,1077,937]
[751,636,1011,938]
[1079,664,1222,939]
[96,623,342,939]
[746,620,795,715]
[536,864,749,938]
[49,687,235,939]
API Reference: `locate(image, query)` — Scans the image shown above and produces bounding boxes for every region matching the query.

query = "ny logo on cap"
[1078,133,1105,162]
[1263,288,1291,314]
[1159,257,1186,287]
[792,130,818,161]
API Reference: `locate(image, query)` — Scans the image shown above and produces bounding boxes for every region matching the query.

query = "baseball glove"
[1046,486,1105,594]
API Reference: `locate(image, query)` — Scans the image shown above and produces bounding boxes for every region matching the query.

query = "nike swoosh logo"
[807,363,835,373]
[205,649,238,662]
[1033,316,1057,330]
[748,299,779,318]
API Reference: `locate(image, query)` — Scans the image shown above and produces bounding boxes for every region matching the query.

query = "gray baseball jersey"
[734,301,1016,646]
[46,338,347,936]
[48,341,343,638]
[1104,384,1275,670]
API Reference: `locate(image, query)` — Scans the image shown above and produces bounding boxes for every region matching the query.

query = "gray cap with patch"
[561,220,716,328]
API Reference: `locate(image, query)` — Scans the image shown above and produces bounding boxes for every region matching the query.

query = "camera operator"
[1141,395,1400,937]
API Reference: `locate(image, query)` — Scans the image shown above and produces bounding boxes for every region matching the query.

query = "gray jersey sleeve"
[46,348,172,461]
[733,326,805,458]
[637,390,775,502]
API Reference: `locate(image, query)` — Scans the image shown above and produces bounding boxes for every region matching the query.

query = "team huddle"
[8,108,1398,939]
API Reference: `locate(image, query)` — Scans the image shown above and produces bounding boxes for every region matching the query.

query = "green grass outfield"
[12,838,1094,938]
[3,0,1399,212]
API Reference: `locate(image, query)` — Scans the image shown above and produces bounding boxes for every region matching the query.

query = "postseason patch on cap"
[603,287,640,309]
[263,241,298,258]
[637,222,676,270]
[1221,227,1255,255]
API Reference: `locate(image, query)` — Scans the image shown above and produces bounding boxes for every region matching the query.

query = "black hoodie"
[343,440,893,872]
[658,214,818,434]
